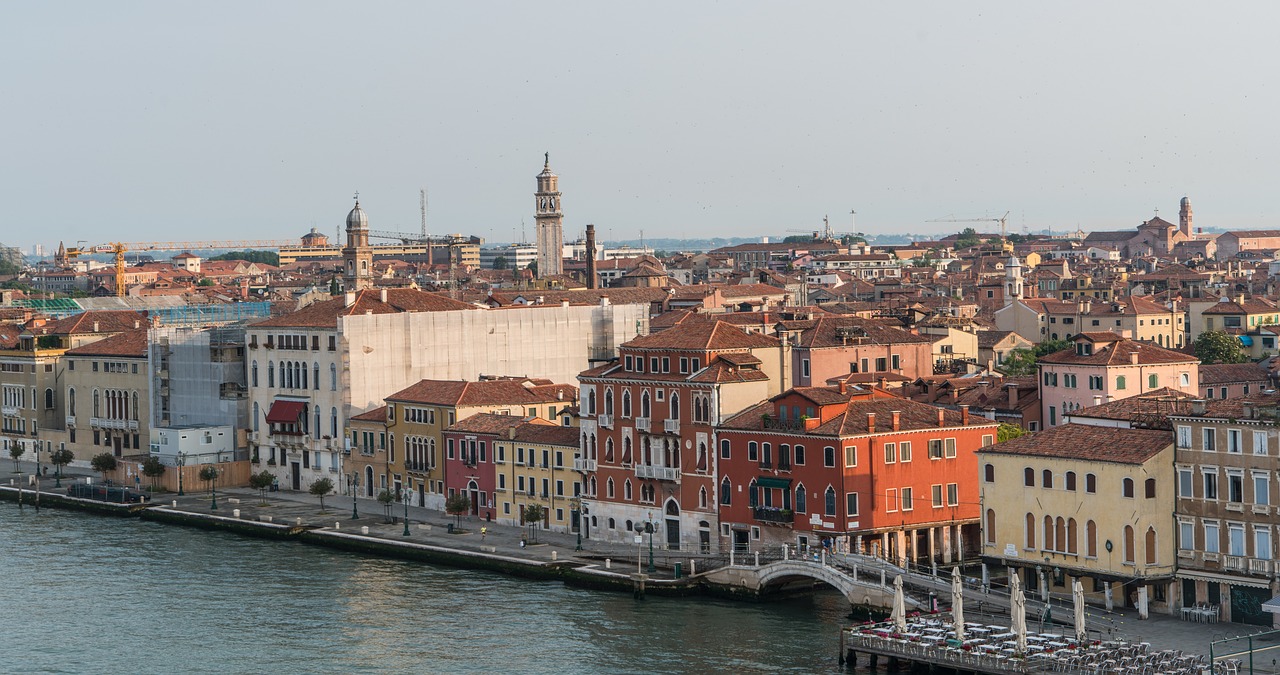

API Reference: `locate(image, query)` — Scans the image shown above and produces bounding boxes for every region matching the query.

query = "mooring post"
[754,551,760,566]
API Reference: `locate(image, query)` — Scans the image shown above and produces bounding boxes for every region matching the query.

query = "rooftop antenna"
[420,188,428,238]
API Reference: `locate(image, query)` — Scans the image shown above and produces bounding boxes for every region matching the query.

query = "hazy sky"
[5,2,1280,249]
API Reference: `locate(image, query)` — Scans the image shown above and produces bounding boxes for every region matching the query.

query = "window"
[845,492,859,517]
[1148,373,1158,389]
[1258,527,1273,561]
[1229,523,1245,557]
[899,441,912,462]
[944,438,956,458]
[1178,467,1193,498]
[1203,428,1217,452]
[885,488,898,512]
[1227,429,1242,454]
[1025,513,1037,549]
[795,485,806,513]
[748,441,758,462]
[928,439,943,459]
[802,359,810,378]
[1116,375,1126,390]
[794,444,805,465]
[1204,521,1220,554]
[824,487,836,516]
[1085,473,1097,494]
[985,509,996,544]
[1176,426,1192,449]
[900,487,913,511]
[1123,525,1135,563]
[1043,469,1053,489]
[1255,430,1269,456]
[1179,520,1194,551]
[1024,467,1034,487]
[983,463,995,483]
[824,446,835,467]
[720,477,731,505]
[884,443,897,464]
[720,439,730,459]
[1203,470,1219,500]
[1257,472,1271,506]
[1064,471,1076,491]
[1086,520,1097,557]
[931,484,943,508]
[1146,527,1158,565]
[1228,471,1244,503]
[1122,477,1134,498]
[843,446,857,468]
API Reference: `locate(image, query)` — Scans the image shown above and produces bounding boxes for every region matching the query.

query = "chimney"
[1006,383,1018,407]
[380,288,388,303]
[959,404,970,425]
[133,320,140,329]
[92,321,99,332]
[1093,395,1102,406]
[585,224,599,290]
[1191,399,1207,415]
[838,380,847,395]
[937,409,946,427]
[344,292,356,307]
[867,412,876,434]
[509,425,517,440]
[891,411,901,431]
[1129,351,1139,365]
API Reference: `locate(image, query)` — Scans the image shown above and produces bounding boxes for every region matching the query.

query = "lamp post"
[33,441,41,513]
[349,472,360,520]
[210,465,218,511]
[402,481,412,537]
[570,497,582,551]
[645,511,656,574]
[176,452,185,496]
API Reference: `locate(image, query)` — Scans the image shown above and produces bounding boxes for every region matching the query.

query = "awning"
[756,477,792,489]
[1263,595,1280,614]
[266,400,306,424]
[1240,335,1254,346]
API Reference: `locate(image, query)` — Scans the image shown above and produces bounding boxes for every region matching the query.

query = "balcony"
[1223,556,1246,572]
[90,418,139,431]
[1249,558,1273,575]
[1226,502,1245,513]
[635,464,679,481]
[634,417,650,433]
[597,414,613,429]
[65,415,76,427]
[664,418,680,434]
[1,406,18,417]
[753,506,794,524]
[1253,505,1271,515]
[573,457,597,472]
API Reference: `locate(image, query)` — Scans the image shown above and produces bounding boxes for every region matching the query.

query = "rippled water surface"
[1,505,849,674]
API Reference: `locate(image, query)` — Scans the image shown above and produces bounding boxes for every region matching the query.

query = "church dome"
[347,201,368,231]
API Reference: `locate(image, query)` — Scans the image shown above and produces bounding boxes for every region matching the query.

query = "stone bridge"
[703,558,924,610]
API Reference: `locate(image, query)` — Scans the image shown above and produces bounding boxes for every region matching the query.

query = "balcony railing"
[762,417,805,431]
[1223,555,1245,572]
[635,464,679,481]
[573,457,597,472]
[1,406,19,417]
[65,415,76,427]
[753,506,794,524]
[90,418,139,431]
[597,414,613,429]
[1249,558,1273,575]
[634,417,650,433]
[664,418,680,434]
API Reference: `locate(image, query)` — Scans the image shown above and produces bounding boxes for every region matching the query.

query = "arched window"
[622,436,632,465]
[1145,527,1157,565]
[589,434,597,460]
[67,388,76,416]
[1024,467,1034,487]
[330,363,337,391]
[1044,515,1054,550]
[1055,517,1066,553]
[1025,513,1036,549]
[697,442,707,472]
[331,407,338,437]
[986,509,996,544]
[1086,473,1097,493]
[624,479,632,501]
[670,392,680,420]
[589,477,596,497]
[641,390,651,418]
[606,477,615,498]
[1123,477,1135,498]
[313,407,321,438]
[720,477,732,505]
[605,388,614,416]
[1116,375,1127,390]
[795,484,807,513]
[605,437,615,463]
[313,362,320,390]
[587,389,596,416]
[252,402,259,432]
[1043,469,1053,489]
[1124,525,1136,563]
[699,487,707,509]
[268,361,275,388]
[132,392,139,420]
[824,486,836,516]
[1067,518,1078,554]
[1086,520,1097,557]
[984,464,995,482]
[44,388,54,410]
[1145,478,1156,499]
[251,361,258,387]
[300,362,307,390]
[1148,373,1158,389]
[622,390,631,418]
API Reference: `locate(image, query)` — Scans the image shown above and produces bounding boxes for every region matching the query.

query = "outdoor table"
[992,632,1016,640]
[1027,635,1047,643]
[1047,641,1069,649]
[963,639,985,647]
[976,644,999,653]
[969,627,991,635]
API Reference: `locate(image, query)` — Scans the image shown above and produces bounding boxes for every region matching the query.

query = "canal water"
[1,504,853,674]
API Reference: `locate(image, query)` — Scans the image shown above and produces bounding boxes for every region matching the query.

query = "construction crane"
[420,188,428,239]
[65,239,297,297]
[927,211,1011,239]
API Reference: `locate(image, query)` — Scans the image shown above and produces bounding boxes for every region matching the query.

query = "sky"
[5,1,1280,250]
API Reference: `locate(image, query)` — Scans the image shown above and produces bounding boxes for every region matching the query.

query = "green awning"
[756,477,792,489]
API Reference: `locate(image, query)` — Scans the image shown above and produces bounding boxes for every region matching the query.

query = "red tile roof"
[1039,336,1198,366]
[1199,362,1269,385]
[37,311,147,336]
[350,406,387,422]
[978,423,1171,464]
[386,378,577,407]
[252,289,477,328]
[624,320,780,351]
[63,330,148,357]
[445,413,578,446]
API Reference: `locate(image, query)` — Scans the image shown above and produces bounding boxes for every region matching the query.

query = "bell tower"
[342,194,374,291]
[534,153,563,279]
[1179,196,1193,238]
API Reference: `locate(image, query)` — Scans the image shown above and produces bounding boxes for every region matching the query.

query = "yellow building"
[978,423,1176,617]
[345,406,391,503]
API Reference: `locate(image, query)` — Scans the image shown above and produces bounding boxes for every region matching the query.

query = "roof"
[252,289,477,328]
[623,320,779,351]
[386,378,577,407]
[978,423,1171,464]
[350,406,387,422]
[1039,336,1199,366]
[778,316,932,348]
[36,310,147,336]
[445,413,578,446]
[63,330,148,358]
[1068,388,1196,424]
[720,388,995,436]
[977,330,1021,349]
[1199,362,1270,385]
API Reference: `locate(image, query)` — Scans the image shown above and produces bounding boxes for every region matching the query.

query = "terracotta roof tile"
[350,406,387,422]
[978,423,1171,464]
[63,330,149,357]
[624,321,780,351]
[386,378,577,407]
[445,413,578,446]
[252,289,477,328]
[1199,362,1269,385]
[1039,336,1198,366]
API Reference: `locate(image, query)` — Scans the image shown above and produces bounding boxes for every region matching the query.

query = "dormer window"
[1076,342,1093,356]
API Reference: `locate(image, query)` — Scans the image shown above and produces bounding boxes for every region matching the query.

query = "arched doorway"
[664,499,681,550]
[468,479,480,516]
[365,465,374,497]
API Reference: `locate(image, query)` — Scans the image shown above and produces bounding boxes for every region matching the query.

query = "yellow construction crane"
[927,211,1011,239]
[64,239,297,297]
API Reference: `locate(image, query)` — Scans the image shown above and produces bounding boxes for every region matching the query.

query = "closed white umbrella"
[1073,578,1087,643]
[891,574,908,632]
[951,566,966,642]
[1011,573,1027,654]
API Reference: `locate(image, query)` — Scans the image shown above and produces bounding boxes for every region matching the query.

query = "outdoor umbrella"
[891,574,908,633]
[1072,578,1087,643]
[951,566,965,642]
[1011,573,1027,654]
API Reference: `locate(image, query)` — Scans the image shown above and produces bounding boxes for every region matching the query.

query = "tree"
[9,443,23,472]
[209,250,279,266]
[997,423,1029,443]
[445,493,471,528]
[525,260,538,277]
[141,456,167,492]
[492,255,508,270]
[522,504,545,544]
[954,227,981,249]
[1033,338,1072,358]
[249,470,274,505]
[377,489,395,523]
[310,477,335,511]
[1194,330,1248,365]
[997,348,1037,377]
[91,453,118,482]
[50,447,74,477]
[197,278,215,287]
[198,465,219,495]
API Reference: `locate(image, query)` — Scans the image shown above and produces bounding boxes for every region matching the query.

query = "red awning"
[266,400,306,424]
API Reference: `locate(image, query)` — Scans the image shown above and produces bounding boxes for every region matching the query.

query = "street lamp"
[402,480,412,537]
[645,511,656,574]
[570,497,582,551]
[176,452,186,496]
[210,465,218,511]
[349,472,360,520]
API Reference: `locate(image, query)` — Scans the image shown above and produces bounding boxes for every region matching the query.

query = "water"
[1,504,850,674]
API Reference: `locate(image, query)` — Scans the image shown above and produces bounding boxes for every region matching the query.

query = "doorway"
[291,462,300,490]
[664,499,680,550]
[733,529,750,552]
[112,436,122,457]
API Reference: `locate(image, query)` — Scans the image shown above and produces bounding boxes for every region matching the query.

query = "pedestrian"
[520,538,526,549]
[486,511,492,522]
[481,526,487,541]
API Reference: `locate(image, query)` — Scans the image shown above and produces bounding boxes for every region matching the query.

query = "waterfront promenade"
[5,461,1280,664]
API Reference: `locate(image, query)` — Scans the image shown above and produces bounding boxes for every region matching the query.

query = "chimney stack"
[344,292,356,307]
[959,404,970,425]
[585,224,599,290]
[92,321,99,332]
[937,409,946,427]
[1129,351,1139,365]
[1006,383,1018,407]
[838,380,847,395]
[380,288,388,303]
[891,411,901,431]
[867,412,876,434]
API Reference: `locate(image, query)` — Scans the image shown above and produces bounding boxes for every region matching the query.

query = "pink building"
[1038,333,1198,427]
[775,316,934,388]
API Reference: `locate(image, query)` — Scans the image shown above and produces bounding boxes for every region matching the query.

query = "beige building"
[979,423,1176,617]
[60,330,151,461]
